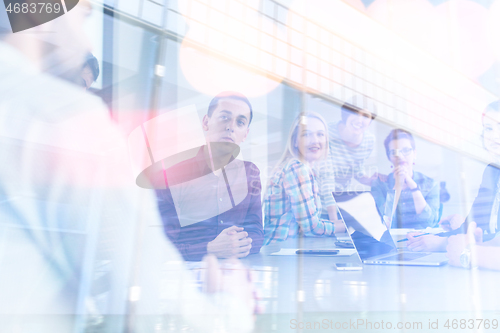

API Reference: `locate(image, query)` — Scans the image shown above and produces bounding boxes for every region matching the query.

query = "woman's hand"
[446,222,483,267]
[406,233,447,252]
[439,214,465,231]
[333,220,346,234]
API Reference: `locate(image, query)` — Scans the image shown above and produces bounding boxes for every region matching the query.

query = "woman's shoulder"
[278,159,315,183]
[283,158,311,172]
[269,159,306,181]
[266,159,312,194]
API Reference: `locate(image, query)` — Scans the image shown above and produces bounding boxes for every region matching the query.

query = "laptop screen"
[335,192,397,260]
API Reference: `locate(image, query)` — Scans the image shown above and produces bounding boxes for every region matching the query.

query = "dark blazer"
[446,164,500,240]
[466,164,500,238]
[156,148,264,261]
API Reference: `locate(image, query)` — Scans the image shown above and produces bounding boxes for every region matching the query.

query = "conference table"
[241,235,500,332]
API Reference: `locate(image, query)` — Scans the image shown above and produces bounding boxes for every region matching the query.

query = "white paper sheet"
[336,192,387,241]
[268,248,357,256]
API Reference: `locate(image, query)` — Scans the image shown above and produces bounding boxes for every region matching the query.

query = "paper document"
[336,192,387,241]
[269,248,357,256]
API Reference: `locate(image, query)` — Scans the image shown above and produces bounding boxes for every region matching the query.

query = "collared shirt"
[264,159,335,245]
[371,171,439,229]
[156,147,264,261]
[0,42,252,332]
[318,121,375,213]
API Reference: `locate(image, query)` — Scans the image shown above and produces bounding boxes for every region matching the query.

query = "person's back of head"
[0,0,92,80]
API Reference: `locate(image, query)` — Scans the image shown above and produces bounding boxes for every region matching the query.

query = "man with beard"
[156,92,264,261]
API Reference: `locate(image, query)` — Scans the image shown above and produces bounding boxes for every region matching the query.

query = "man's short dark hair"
[207,91,253,126]
[83,53,99,82]
[340,95,377,123]
[383,129,415,159]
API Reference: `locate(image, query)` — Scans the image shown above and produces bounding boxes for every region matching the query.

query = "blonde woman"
[264,112,345,245]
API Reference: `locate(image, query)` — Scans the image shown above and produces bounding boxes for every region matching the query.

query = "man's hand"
[439,214,465,231]
[446,222,483,267]
[207,226,253,258]
[393,165,416,190]
[203,255,257,319]
[407,233,447,252]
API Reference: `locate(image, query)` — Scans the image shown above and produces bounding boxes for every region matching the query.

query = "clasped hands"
[207,226,253,258]
[393,165,417,191]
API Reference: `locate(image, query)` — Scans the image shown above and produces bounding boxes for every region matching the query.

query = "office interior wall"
[89,0,500,222]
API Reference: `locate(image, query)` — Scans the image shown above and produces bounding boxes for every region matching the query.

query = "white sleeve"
[67,104,254,333]
[132,192,253,332]
[0,85,253,333]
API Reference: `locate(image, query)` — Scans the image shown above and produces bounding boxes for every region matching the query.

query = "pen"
[397,233,431,242]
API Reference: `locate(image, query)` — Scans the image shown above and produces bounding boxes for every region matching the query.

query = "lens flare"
[177,2,282,98]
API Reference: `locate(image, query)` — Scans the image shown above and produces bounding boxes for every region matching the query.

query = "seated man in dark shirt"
[156,92,264,260]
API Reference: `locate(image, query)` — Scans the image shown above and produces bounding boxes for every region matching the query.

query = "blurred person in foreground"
[0,1,254,332]
[156,92,264,261]
[263,111,345,246]
[371,129,440,229]
[407,101,500,270]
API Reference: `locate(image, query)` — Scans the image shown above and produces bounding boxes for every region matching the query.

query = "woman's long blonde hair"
[267,111,330,187]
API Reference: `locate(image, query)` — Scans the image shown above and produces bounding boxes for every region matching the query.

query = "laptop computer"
[335,192,448,266]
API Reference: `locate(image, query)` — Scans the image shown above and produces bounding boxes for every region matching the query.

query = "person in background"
[318,95,380,222]
[157,92,264,261]
[371,129,440,229]
[0,1,254,332]
[80,52,99,90]
[264,111,345,245]
[408,102,500,270]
